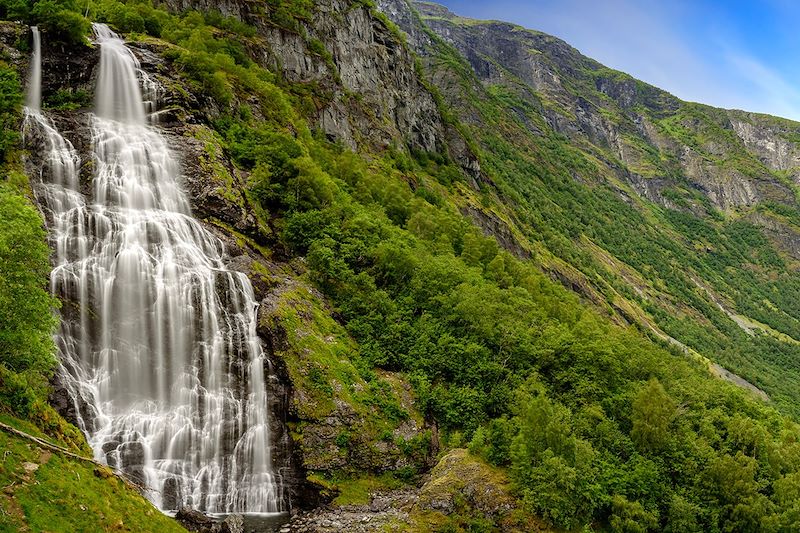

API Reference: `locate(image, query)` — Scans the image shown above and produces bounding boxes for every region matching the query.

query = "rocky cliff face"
[11,0,447,513]
[158,0,487,188]
[729,112,800,178]
[382,0,800,214]
[161,0,444,155]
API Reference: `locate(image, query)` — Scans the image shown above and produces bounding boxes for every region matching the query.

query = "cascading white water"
[26,26,40,110]
[24,24,282,514]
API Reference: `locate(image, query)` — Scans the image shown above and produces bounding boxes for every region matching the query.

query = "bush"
[31,0,90,44]
[0,65,21,161]
[0,183,57,376]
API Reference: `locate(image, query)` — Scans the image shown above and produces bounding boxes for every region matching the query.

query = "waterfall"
[94,23,146,125]
[26,26,40,110]
[23,24,283,514]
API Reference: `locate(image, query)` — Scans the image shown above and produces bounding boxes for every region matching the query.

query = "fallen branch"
[0,421,156,494]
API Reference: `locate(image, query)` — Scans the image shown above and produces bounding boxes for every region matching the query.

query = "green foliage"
[0,0,91,44]
[43,88,90,111]
[631,378,675,453]
[264,0,313,33]
[0,183,57,377]
[0,181,63,450]
[92,0,168,35]
[610,495,659,533]
[0,46,85,458]
[399,16,800,530]
[316,472,406,506]
[233,10,800,530]
[508,379,601,528]
[0,63,21,161]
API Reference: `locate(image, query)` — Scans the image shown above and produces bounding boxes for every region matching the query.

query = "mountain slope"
[381,0,800,416]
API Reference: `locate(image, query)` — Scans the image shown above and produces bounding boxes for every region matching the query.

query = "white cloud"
[722,52,800,119]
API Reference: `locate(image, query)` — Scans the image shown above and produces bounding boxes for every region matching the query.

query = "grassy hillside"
[0,419,187,533]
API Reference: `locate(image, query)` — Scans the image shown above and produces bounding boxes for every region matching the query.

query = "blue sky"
[436,0,800,120]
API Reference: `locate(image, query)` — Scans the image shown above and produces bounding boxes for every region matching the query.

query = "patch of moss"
[306,471,408,507]
[0,421,184,533]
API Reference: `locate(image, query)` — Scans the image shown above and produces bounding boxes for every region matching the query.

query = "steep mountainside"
[5,0,800,531]
[381,0,800,414]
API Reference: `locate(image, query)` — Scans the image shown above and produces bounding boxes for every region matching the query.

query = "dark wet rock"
[175,508,244,533]
[162,477,181,511]
[175,509,214,532]
[48,370,83,428]
[100,440,119,454]
[117,441,147,485]
[459,204,531,260]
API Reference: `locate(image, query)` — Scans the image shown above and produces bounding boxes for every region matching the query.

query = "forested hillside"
[3,0,800,531]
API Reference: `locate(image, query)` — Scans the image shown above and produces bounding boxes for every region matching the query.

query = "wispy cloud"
[722,52,800,118]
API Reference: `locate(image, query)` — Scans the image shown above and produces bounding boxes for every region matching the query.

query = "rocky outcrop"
[281,449,546,532]
[459,204,530,259]
[416,449,516,517]
[749,211,800,260]
[380,0,799,213]
[161,0,446,155]
[175,508,244,533]
[730,113,800,179]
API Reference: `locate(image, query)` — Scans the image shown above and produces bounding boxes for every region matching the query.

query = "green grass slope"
[0,423,185,533]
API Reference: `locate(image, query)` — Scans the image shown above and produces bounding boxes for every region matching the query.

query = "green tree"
[609,495,659,533]
[631,378,675,453]
[0,183,57,375]
[0,65,21,162]
[509,379,600,529]
[30,0,90,44]
[664,494,702,533]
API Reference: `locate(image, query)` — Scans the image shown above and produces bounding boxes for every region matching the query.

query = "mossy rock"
[411,449,549,532]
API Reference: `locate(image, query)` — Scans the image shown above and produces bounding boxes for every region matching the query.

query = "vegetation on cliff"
[103,2,800,529]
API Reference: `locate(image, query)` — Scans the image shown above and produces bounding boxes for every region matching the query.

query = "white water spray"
[26,26,40,110]
[24,24,282,514]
